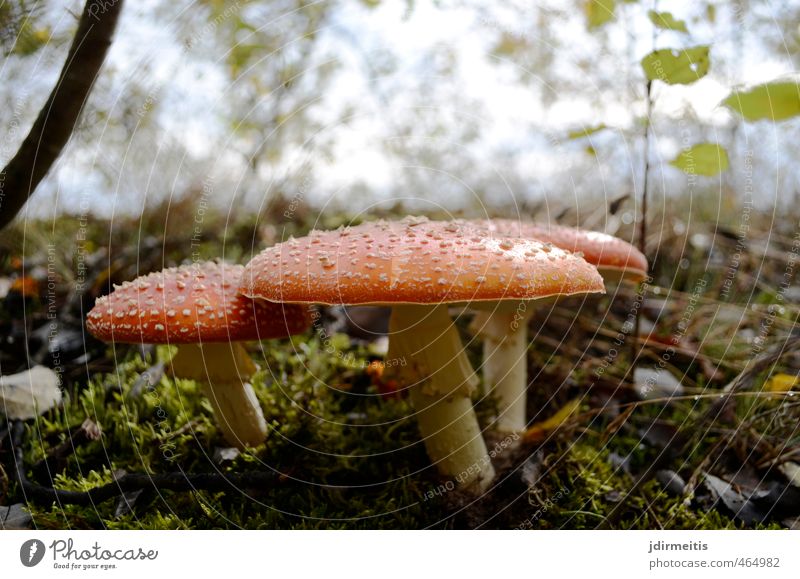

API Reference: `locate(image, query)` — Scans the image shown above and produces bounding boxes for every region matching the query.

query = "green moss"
[11,330,772,530]
[8,294,794,529]
[512,442,777,530]
[15,335,454,529]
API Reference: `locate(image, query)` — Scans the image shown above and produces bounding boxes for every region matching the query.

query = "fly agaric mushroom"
[239,216,604,491]
[470,219,648,433]
[86,262,310,449]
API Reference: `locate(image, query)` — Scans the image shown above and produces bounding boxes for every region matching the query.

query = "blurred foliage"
[640,46,710,86]
[585,0,615,30]
[724,82,800,122]
[670,143,730,177]
[1,1,51,56]
[647,10,688,34]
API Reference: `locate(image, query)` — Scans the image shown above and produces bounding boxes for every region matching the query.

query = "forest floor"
[1,195,799,529]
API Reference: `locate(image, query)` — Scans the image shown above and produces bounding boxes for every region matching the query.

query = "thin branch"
[0,0,125,230]
[638,79,653,260]
[631,0,658,365]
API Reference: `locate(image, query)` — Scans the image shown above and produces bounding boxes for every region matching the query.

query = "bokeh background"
[3,0,799,220]
[2,0,800,530]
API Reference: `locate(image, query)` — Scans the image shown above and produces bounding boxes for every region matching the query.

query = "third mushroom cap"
[470,218,649,433]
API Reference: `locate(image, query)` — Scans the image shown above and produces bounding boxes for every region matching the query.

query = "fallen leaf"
[10,276,39,298]
[114,489,144,519]
[608,451,633,474]
[634,367,684,399]
[656,469,686,496]
[704,472,800,525]
[0,366,62,420]
[0,278,11,299]
[524,398,581,443]
[520,451,544,488]
[130,362,165,398]
[213,447,241,465]
[780,462,800,487]
[704,473,765,524]
[764,373,798,393]
[367,360,400,398]
[639,421,681,452]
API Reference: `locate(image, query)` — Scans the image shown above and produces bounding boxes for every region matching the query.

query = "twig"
[631,0,658,366]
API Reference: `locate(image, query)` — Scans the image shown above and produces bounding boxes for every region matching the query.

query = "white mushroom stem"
[170,342,267,449]
[386,303,494,492]
[472,304,533,433]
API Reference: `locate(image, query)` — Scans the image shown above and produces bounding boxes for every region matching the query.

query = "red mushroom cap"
[86,262,310,344]
[240,216,605,305]
[477,219,648,281]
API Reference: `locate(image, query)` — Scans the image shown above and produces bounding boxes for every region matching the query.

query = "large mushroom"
[471,219,648,433]
[239,216,604,491]
[86,262,310,449]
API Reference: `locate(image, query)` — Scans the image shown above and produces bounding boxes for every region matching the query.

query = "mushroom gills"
[386,303,495,491]
[171,342,267,449]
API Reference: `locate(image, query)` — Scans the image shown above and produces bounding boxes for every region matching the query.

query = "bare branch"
[0,0,125,230]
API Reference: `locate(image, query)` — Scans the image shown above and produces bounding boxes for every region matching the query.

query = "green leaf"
[647,10,688,33]
[641,46,710,85]
[586,0,616,29]
[723,82,800,122]
[568,124,607,139]
[670,143,729,176]
[10,21,51,56]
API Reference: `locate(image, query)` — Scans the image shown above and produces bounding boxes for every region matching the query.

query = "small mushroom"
[86,262,311,449]
[0,366,61,420]
[239,217,604,491]
[470,219,648,433]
